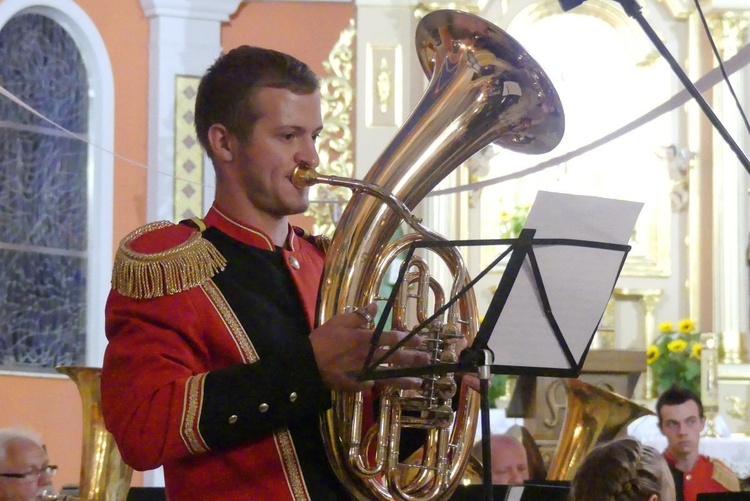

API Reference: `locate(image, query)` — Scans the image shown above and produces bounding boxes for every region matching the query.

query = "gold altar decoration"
[718,363,750,435]
[305,20,355,236]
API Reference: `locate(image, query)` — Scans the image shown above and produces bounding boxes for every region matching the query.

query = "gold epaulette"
[711,457,741,492]
[298,228,332,254]
[111,220,227,299]
[311,234,332,254]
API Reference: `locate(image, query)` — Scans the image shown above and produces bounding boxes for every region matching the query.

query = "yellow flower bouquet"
[647,318,701,395]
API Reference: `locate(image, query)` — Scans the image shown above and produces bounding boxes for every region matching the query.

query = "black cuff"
[198,340,330,450]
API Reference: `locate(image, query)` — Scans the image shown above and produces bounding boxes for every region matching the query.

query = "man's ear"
[647,495,658,501]
[207,124,236,162]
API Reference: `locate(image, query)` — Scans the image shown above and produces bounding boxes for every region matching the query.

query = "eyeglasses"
[0,465,58,481]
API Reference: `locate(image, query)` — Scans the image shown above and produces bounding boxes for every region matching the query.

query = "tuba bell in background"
[294,9,564,500]
[546,378,654,481]
[47,366,133,501]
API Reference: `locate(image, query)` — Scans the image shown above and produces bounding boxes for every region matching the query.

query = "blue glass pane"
[0,13,89,371]
[0,131,87,250]
[0,14,88,132]
[0,249,86,368]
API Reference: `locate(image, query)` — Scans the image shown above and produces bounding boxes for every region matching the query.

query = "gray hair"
[0,427,44,463]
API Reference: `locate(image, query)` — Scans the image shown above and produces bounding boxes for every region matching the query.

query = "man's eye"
[312,133,320,143]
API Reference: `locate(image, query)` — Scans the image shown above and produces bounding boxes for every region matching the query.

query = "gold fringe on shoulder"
[312,235,332,255]
[111,221,227,299]
[711,457,741,492]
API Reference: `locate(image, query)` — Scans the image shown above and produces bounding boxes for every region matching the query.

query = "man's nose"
[295,141,320,169]
[38,471,54,485]
[508,469,523,484]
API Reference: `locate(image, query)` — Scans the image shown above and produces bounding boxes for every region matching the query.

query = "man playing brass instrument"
[0,427,57,501]
[101,46,429,500]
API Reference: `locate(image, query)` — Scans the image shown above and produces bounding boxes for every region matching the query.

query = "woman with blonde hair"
[570,438,675,501]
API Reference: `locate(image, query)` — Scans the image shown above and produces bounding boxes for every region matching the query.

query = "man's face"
[233,86,323,219]
[490,438,529,485]
[658,400,705,459]
[0,439,54,501]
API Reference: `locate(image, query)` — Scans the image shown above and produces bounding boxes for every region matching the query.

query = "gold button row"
[226,393,299,424]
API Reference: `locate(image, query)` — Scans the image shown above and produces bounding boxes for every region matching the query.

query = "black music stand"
[356,191,642,501]
[450,482,571,501]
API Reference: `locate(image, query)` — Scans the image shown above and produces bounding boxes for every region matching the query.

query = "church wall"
[79,0,150,249]
[224,1,355,77]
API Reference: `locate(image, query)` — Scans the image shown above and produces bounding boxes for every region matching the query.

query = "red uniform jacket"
[101,206,345,500]
[665,452,738,501]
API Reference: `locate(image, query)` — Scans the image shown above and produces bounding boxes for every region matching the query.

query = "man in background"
[472,433,530,485]
[657,386,740,501]
[0,427,57,501]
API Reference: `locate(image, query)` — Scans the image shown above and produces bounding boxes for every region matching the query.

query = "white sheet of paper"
[506,486,524,501]
[486,191,643,371]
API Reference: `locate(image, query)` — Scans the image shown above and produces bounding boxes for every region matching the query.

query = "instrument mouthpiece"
[292,166,318,188]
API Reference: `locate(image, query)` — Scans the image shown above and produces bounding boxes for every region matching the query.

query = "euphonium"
[546,378,654,481]
[294,9,564,500]
[51,366,133,501]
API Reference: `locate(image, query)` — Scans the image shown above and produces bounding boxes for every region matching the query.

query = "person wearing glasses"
[471,434,530,485]
[657,386,740,501]
[0,427,57,501]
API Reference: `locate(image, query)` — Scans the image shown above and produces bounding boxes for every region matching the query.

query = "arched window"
[0,2,114,372]
[0,13,88,370]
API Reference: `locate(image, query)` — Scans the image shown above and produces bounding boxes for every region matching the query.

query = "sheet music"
[486,191,643,371]
[506,486,525,501]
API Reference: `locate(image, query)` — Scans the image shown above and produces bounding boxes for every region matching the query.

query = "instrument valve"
[440,323,462,340]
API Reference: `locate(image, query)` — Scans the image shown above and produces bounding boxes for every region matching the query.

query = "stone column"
[705,7,750,364]
[614,289,664,399]
[139,0,243,222]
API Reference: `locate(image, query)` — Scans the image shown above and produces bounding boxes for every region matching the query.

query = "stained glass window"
[0,13,88,371]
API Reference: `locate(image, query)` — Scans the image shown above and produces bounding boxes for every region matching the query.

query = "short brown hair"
[194,46,320,158]
[656,384,704,425]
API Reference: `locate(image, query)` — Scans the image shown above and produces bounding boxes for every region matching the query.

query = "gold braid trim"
[711,458,741,492]
[111,221,227,299]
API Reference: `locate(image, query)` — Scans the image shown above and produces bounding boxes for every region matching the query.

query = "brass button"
[288,256,300,269]
[259,403,269,413]
[685,474,692,481]
[228,414,238,424]
[289,392,298,402]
